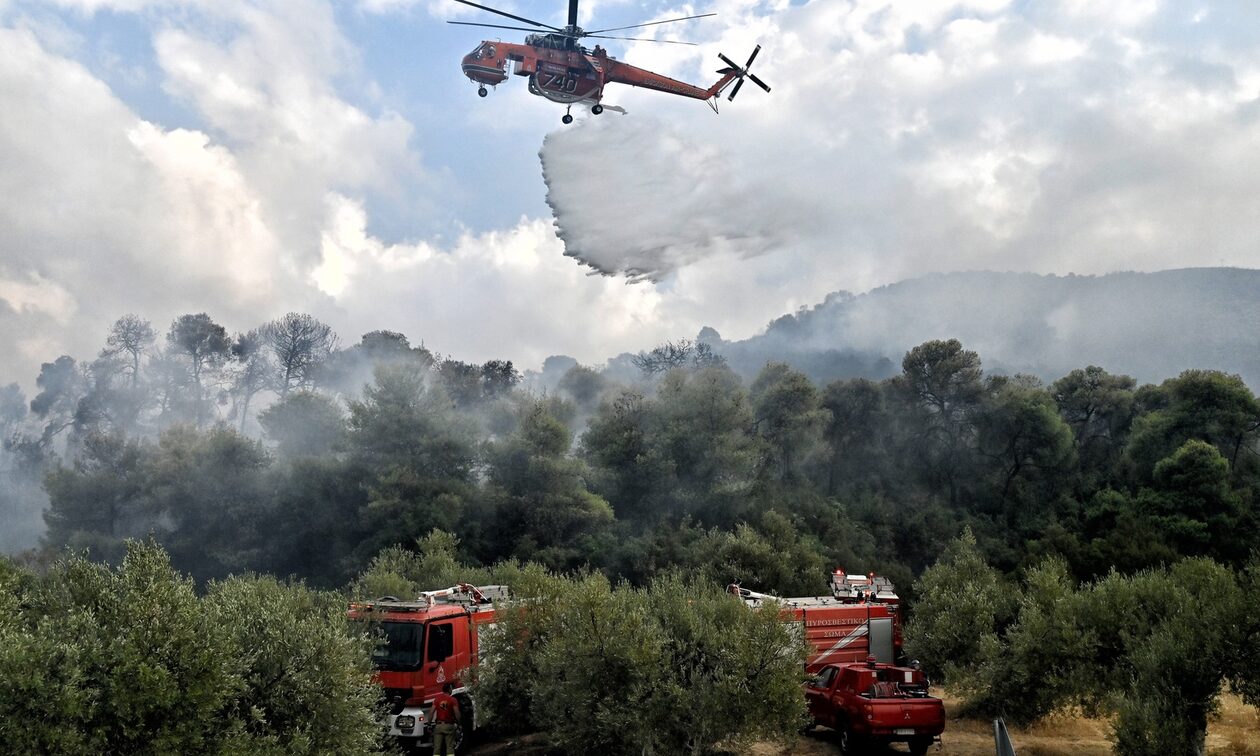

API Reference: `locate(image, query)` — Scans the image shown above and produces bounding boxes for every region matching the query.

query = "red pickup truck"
[804,659,944,755]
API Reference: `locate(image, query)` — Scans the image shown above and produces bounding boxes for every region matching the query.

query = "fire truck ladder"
[419,583,512,607]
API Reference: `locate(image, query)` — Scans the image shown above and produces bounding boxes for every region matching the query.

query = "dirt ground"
[469,693,1260,755]
[751,693,1260,756]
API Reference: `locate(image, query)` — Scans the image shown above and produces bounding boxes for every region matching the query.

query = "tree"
[350,530,476,601]
[692,510,829,596]
[30,355,86,447]
[348,363,476,479]
[347,364,479,563]
[893,340,984,505]
[481,359,521,399]
[582,368,760,527]
[1126,370,1260,479]
[102,314,155,390]
[258,391,346,458]
[557,364,606,409]
[1078,560,1243,756]
[580,389,669,522]
[1147,439,1251,564]
[1051,366,1136,485]
[975,378,1076,513]
[0,542,385,754]
[145,426,273,581]
[631,338,725,376]
[751,362,825,483]
[228,329,271,433]
[6,542,235,753]
[483,403,614,568]
[43,432,148,561]
[205,574,383,754]
[264,312,338,397]
[165,313,231,427]
[477,571,805,755]
[435,359,485,408]
[904,528,1015,684]
[820,378,886,495]
[958,558,1092,724]
[320,330,434,396]
[912,542,1247,756]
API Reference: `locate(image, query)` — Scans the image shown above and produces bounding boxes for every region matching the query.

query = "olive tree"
[478,570,806,755]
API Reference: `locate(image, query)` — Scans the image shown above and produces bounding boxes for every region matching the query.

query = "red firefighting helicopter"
[452,0,770,123]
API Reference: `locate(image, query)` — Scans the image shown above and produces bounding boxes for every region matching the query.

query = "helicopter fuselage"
[461,39,734,107]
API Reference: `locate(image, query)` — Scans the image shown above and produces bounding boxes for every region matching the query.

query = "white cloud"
[0,24,314,383]
[321,196,666,366]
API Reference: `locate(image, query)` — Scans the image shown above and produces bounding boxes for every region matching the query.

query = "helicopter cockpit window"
[470,42,496,59]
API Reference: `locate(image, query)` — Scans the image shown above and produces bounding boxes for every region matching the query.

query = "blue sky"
[2,0,1260,386]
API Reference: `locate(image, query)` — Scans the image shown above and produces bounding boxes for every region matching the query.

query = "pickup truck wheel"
[908,736,932,755]
[837,724,864,755]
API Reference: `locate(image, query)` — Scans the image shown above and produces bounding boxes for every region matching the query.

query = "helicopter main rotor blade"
[747,72,771,92]
[728,78,745,101]
[586,34,697,45]
[450,0,562,31]
[447,20,555,33]
[568,0,579,27]
[586,12,716,35]
[744,44,761,67]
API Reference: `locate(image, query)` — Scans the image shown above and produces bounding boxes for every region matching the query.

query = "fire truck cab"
[348,584,508,750]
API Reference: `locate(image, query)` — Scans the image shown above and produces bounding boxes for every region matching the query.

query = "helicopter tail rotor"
[717,45,771,101]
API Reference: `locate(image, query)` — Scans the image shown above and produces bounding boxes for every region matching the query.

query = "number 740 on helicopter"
[452,0,770,124]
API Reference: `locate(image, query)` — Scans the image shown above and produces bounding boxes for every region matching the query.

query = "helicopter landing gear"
[478,86,488,98]
[591,104,604,115]
[562,107,573,125]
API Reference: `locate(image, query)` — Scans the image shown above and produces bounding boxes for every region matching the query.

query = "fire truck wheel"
[909,737,932,755]
[447,695,474,752]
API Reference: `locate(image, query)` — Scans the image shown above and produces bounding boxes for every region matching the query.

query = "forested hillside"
[3,310,1258,593]
[701,268,1260,387]
[3,310,1260,754]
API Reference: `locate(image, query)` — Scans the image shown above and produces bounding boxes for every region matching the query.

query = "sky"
[2,0,1260,387]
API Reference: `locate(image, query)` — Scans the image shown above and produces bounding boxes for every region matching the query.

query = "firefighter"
[431,683,461,756]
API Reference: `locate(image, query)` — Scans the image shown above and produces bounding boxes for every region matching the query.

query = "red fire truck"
[729,569,904,672]
[350,570,915,751]
[347,583,509,751]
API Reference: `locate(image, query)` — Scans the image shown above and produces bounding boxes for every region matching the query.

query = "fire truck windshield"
[370,621,424,671]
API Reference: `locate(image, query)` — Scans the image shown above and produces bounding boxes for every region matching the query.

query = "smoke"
[0,454,46,554]
[539,116,795,282]
[707,268,1260,389]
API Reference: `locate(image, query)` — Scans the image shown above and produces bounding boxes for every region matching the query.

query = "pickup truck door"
[805,666,838,726]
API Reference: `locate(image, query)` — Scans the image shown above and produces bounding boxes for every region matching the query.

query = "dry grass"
[468,692,1260,755]
[749,691,1260,755]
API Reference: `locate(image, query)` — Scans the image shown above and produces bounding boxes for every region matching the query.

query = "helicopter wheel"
[562,113,574,124]
[591,104,603,115]
[477,86,488,98]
